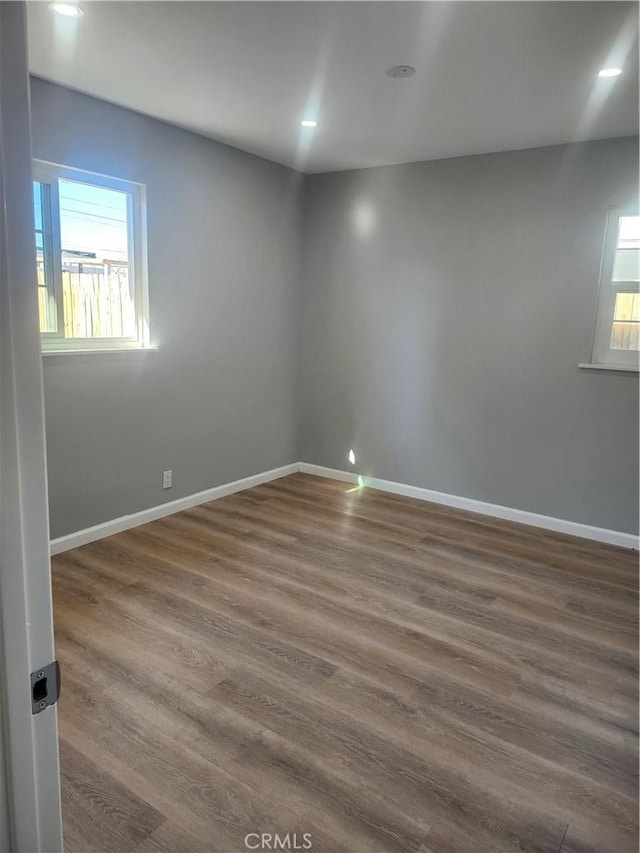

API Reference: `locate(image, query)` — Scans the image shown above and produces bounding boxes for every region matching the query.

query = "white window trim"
[32,159,150,353]
[584,206,639,372]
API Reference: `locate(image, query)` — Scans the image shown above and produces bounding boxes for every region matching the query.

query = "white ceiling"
[27,1,639,174]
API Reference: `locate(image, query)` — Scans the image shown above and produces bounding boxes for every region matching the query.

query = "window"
[589,209,640,370]
[33,160,149,352]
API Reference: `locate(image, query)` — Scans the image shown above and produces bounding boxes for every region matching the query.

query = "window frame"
[32,159,150,353]
[587,206,639,371]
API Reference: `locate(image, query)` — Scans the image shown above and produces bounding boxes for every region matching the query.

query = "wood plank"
[59,739,165,853]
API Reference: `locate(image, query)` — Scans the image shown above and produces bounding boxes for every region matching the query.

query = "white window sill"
[42,346,158,357]
[578,362,639,373]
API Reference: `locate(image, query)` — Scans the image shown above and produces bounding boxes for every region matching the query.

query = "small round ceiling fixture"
[50,2,84,16]
[386,65,416,78]
[301,120,318,128]
[598,67,622,78]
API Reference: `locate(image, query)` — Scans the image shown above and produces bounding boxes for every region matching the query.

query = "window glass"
[58,179,135,339]
[610,292,639,351]
[612,215,640,282]
[34,181,57,334]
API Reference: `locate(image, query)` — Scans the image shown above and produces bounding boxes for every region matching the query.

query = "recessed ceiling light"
[50,3,84,17]
[598,67,622,78]
[386,65,416,78]
[301,120,318,128]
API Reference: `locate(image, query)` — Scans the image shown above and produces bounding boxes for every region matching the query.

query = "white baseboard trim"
[50,460,639,555]
[298,462,639,550]
[49,463,299,556]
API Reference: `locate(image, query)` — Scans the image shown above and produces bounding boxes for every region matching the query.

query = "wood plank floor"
[52,473,639,853]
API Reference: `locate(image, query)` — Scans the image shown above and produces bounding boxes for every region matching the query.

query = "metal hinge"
[30,660,60,714]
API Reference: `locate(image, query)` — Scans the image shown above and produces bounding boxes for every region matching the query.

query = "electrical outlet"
[162,470,172,490]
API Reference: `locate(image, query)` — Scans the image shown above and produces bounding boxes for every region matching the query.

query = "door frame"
[0,3,63,850]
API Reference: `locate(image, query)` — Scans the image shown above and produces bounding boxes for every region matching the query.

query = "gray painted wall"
[30,78,304,539]
[29,78,639,538]
[300,138,639,534]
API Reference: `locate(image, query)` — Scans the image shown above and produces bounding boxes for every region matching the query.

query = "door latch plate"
[30,660,60,714]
